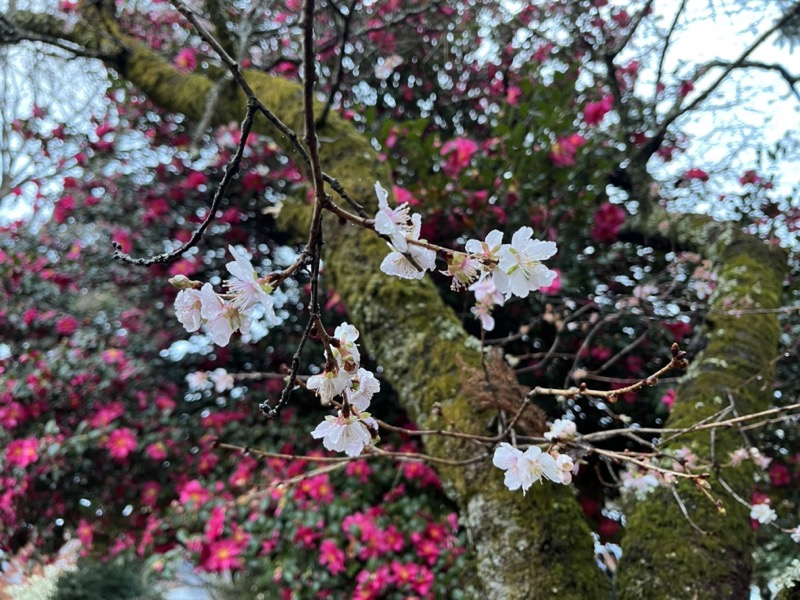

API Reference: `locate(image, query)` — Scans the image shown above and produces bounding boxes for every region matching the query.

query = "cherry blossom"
[332,322,361,367]
[493,443,560,494]
[307,367,354,405]
[345,368,380,411]
[379,213,436,280]
[544,418,578,442]
[174,288,204,332]
[750,502,777,524]
[374,181,412,251]
[556,454,575,485]
[199,283,251,347]
[465,229,504,262]
[442,251,481,290]
[790,526,800,543]
[210,368,234,393]
[493,227,557,299]
[311,411,376,457]
[225,245,275,316]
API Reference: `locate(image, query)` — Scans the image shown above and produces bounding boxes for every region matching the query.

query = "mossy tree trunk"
[7,8,610,598]
[615,214,788,598]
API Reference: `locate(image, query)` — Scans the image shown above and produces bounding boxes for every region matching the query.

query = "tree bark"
[5,8,610,598]
[616,212,788,598]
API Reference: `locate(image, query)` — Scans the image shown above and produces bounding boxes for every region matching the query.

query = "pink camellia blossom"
[205,505,226,542]
[173,48,197,72]
[204,539,243,572]
[660,389,677,410]
[506,85,522,106]
[591,202,626,243]
[76,519,94,551]
[319,539,346,575]
[178,480,212,506]
[739,169,765,186]
[683,168,709,182]
[145,442,168,461]
[440,137,479,177]
[583,95,613,126]
[225,246,275,316]
[549,133,585,167]
[5,437,39,469]
[105,428,137,461]
[199,283,251,347]
[55,315,78,336]
[141,482,161,507]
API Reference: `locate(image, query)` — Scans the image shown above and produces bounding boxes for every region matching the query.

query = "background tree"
[1,1,800,598]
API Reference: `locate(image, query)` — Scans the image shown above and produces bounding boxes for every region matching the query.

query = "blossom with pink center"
[225,245,275,316]
[174,288,204,333]
[442,251,482,290]
[105,428,137,461]
[319,539,346,574]
[204,539,243,572]
[5,437,39,469]
[178,480,212,506]
[199,283,251,347]
[174,48,197,71]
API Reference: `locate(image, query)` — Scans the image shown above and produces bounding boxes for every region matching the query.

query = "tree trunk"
[616,213,788,598]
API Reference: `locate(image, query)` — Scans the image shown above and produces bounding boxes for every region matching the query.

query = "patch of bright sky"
[629,1,799,211]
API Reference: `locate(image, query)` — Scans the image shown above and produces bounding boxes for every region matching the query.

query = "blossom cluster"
[309,323,380,457]
[492,419,579,493]
[374,182,558,331]
[173,246,276,347]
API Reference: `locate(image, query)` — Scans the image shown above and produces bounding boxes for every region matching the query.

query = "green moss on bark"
[617,233,787,600]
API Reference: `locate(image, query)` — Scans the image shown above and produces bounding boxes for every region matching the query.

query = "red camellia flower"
[591,202,626,243]
[549,134,586,167]
[105,428,138,461]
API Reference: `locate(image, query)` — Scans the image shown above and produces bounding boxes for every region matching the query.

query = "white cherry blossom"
[556,453,575,485]
[790,526,800,543]
[379,214,436,280]
[493,443,535,494]
[374,181,412,251]
[306,367,354,405]
[311,412,375,457]
[174,288,204,332]
[199,283,251,347]
[523,446,561,484]
[494,227,558,299]
[225,245,275,316]
[465,229,504,262]
[750,502,777,524]
[544,418,578,442]
[210,368,234,393]
[186,371,211,391]
[345,368,380,411]
[333,322,361,367]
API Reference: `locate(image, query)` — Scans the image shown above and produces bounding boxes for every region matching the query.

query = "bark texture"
[616,212,788,599]
[6,8,610,598]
